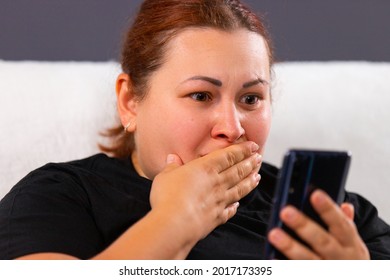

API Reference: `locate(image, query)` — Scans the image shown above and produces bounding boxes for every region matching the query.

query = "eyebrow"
[242,77,269,88]
[185,76,222,87]
[184,75,269,88]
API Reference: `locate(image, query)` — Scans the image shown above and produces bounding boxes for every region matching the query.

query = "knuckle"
[338,216,353,232]
[204,163,219,176]
[221,214,229,224]
[227,207,238,221]
[215,186,226,202]
[315,234,333,249]
[232,183,245,201]
[236,185,244,200]
[225,151,237,167]
[236,164,247,180]
[216,208,229,225]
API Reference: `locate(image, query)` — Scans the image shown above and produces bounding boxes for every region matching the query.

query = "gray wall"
[1,0,389,62]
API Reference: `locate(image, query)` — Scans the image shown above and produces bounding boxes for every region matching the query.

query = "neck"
[131,151,149,179]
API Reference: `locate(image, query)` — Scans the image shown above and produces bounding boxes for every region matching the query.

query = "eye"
[190,92,211,102]
[240,94,260,105]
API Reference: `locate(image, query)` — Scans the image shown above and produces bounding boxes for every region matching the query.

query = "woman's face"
[131,28,271,179]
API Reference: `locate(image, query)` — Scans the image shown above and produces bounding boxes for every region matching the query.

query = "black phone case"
[264,149,351,259]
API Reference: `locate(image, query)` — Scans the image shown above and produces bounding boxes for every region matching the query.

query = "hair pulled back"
[100,0,273,158]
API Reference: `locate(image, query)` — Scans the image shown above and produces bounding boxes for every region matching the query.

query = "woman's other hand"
[268,189,370,259]
[150,141,262,242]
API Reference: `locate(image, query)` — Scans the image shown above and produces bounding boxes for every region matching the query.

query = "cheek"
[133,104,180,176]
[245,107,272,152]
[167,117,210,159]
[135,106,209,175]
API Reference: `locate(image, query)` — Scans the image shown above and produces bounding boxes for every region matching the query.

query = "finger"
[224,170,261,204]
[162,154,184,172]
[220,202,240,224]
[279,206,342,259]
[310,190,358,246]
[200,141,259,174]
[267,228,321,260]
[310,198,369,259]
[219,152,262,190]
[341,203,354,220]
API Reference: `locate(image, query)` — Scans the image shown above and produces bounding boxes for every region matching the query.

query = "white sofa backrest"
[0,60,119,194]
[0,60,389,222]
[267,62,390,223]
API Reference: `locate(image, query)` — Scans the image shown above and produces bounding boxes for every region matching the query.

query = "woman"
[0,0,389,260]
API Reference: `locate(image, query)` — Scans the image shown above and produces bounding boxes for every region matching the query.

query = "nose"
[210,103,245,143]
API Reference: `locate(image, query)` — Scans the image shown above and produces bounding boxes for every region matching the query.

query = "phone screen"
[265,150,351,259]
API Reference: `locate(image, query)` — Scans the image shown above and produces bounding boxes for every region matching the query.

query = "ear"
[116,73,138,132]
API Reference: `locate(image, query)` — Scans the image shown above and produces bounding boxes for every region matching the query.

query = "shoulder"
[13,153,128,187]
[345,192,390,259]
[1,154,130,208]
[0,154,140,259]
[344,191,390,229]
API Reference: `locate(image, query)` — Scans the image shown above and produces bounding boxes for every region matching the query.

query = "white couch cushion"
[266,62,390,222]
[0,60,119,194]
[0,60,389,222]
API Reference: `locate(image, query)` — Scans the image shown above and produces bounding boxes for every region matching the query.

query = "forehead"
[168,27,267,58]
[159,27,270,76]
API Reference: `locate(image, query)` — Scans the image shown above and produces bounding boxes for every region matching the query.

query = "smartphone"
[264,149,351,259]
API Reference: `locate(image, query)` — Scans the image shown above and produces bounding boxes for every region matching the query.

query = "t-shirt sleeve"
[345,192,390,259]
[0,164,104,259]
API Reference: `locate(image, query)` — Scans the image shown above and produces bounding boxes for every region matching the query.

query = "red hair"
[100,0,274,158]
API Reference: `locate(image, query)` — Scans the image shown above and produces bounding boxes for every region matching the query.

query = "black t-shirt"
[0,154,389,259]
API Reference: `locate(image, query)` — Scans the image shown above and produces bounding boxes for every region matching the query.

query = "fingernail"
[256,153,262,164]
[254,173,261,183]
[313,189,326,206]
[166,154,175,164]
[283,206,298,221]
[269,228,283,243]
[251,142,260,152]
